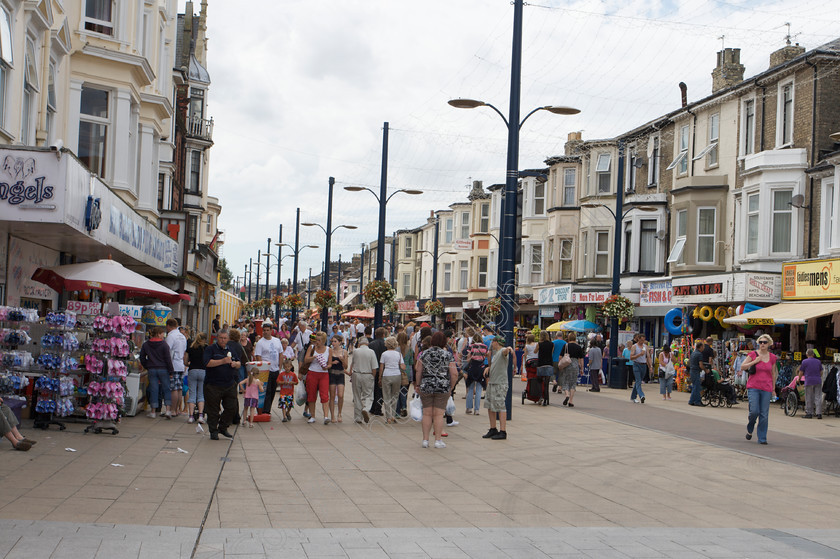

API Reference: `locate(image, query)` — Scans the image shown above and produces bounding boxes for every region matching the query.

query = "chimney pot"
[679,82,688,108]
[711,48,745,93]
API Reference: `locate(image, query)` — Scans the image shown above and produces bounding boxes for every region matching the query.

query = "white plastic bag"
[294,382,307,407]
[409,394,423,422]
[445,395,456,416]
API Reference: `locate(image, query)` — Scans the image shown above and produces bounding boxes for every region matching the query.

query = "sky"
[180,0,840,291]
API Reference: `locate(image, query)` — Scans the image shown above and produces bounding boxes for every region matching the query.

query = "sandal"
[337,415,343,423]
[21,438,36,445]
[13,440,31,451]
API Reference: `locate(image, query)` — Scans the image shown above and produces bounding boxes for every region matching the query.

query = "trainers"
[198,414,206,424]
[187,416,195,424]
[434,440,446,449]
[164,411,173,420]
[281,417,288,423]
[466,409,472,415]
[421,440,429,448]
[324,418,330,425]
[146,412,156,419]
[803,414,814,419]
[307,417,315,424]
[634,398,641,404]
[303,410,312,419]
[195,424,204,434]
[817,414,823,419]
[640,397,645,404]
[482,427,499,439]
[448,421,459,427]
[491,430,507,440]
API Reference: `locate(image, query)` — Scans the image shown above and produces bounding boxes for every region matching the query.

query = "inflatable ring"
[697,305,714,322]
[714,306,729,323]
[665,308,684,336]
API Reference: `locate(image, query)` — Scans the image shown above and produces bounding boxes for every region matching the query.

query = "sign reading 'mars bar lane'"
[673,283,723,296]
[782,259,840,300]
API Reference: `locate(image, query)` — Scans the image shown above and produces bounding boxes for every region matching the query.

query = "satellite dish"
[790,194,807,208]
[655,229,667,240]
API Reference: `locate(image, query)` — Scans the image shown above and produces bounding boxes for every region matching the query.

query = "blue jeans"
[631,362,646,399]
[188,369,206,404]
[689,371,702,405]
[466,381,483,412]
[747,388,772,443]
[148,368,172,408]
[659,375,673,395]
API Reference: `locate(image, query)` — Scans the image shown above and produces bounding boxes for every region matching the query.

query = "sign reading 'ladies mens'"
[782,259,840,300]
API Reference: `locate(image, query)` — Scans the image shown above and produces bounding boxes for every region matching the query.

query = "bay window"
[697,208,716,264]
[459,261,468,290]
[747,193,759,255]
[84,0,114,36]
[477,256,488,288]
[559,239,573,280]
[78,86,110,177]
[596,153,611,194]
[563,168,576,206]
[639,219,657,272]
[595,231,609,276]
[771,190,792,253]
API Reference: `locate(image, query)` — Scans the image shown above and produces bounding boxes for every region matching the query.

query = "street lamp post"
[307,268,312,308]
[255,249,261,313]
[248,258,253,305]
[448,0,579,419]
[275,226,282,322]
[303,177,357,332]
[390,233,397,324]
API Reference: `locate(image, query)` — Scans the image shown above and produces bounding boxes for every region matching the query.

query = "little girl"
[238,366,264,427]
[278,358,299,422]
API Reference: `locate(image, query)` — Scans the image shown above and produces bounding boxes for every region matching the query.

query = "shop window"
[78,86,110,178]
[84,0,114,36]
[459,261,468,290]
[596,153,611,194]
[747,193,759,255]
[595,231,609,276]
[563,168,576,206]
[559,239,573,280]
[771,190,792,253]
[697,207,716,264]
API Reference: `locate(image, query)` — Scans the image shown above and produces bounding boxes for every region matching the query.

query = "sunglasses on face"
[758,340,769,344]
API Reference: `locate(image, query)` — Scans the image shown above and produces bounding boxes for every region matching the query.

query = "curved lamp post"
[303,221,357,331]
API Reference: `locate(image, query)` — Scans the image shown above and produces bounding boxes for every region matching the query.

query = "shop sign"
[794,352,802,361]
[782,259,840,300]
[539,308,555,318]
[639,279,673,306]
[66,300,102,314]
[0,155,56,209]
[745,273,780,301]
[462,300,480,309]
[573,292,609,304]
[397,300,418,312]
[453,239,472,250]
[536,285,572,305]
[674,283,723,297]
[746,317,775,326]
[118,304,144,318]
[108,206,179,275]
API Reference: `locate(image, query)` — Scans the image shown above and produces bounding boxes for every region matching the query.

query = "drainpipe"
[805,57,818,259]
[685,106,697,176]
[35,28,52,146]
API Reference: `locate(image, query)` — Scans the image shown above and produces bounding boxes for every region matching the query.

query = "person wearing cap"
[349,337,379,423]
[254,321,283,414]
[482,336,512,440]
[328,323,340,344]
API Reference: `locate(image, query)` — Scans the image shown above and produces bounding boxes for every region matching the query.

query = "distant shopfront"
[535,285,610,327]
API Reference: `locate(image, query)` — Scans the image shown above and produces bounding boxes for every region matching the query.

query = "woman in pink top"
[740,334,777,445]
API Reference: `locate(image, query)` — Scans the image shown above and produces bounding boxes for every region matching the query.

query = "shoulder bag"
[557,344,572,370]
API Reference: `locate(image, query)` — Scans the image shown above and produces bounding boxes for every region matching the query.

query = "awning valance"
[724,301,840,325]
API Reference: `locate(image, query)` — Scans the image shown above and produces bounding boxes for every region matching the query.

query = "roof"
[189,54,211,84]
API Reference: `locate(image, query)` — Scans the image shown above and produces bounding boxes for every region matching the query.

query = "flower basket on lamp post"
[601,294,634,324]
[314,289,336,310]
[425,300,444,316]
[363,280,395,306]
[483,297,501,318]
[285,293,304,310]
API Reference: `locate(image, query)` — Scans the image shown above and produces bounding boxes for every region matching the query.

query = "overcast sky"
[181,0,839,291]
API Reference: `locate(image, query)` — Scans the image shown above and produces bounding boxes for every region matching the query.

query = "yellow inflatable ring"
[714,306,729,322]
[698,305,714,321]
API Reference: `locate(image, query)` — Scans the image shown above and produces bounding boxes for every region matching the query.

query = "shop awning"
[724,301,840,325]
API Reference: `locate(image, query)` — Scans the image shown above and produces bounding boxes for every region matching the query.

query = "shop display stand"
[82,314,135,436]
[0,320,33,426]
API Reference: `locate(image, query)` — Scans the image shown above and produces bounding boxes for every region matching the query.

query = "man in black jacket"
[368,327,387,416]
[203,329,242,440]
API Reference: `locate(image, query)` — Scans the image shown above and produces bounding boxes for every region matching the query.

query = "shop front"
[535,285,610,330]
[0,147,181,311]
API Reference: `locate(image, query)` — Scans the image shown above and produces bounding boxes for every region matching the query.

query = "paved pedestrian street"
[2,385,840,558]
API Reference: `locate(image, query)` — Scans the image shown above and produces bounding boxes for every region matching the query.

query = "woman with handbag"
[658,345,675,400]
[559,332,584,407]
[740,334,777,444]
[396,332,413,418]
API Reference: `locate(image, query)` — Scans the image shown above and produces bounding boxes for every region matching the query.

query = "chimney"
[711,48,745,93]
[679,82,688,107]
[468,180,489,201]
[565,131,583,156]
[769,43,805,68]
[195,0,209,65]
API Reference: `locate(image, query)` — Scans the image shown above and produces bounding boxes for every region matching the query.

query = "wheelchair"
[701,386,732,408]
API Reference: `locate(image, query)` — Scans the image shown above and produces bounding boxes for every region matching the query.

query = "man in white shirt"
[165,318,187,416]
[254,321,283,414]
[291,320,313,363]
[349,337,379,423]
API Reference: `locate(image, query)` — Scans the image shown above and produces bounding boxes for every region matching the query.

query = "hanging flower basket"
[483,297,502,317]
[355,303,368,311]
[601,294,635,322]
[332,303,344,314]
[272,295,286,307]
[285,293,304,309]
[314,289,336,310]
[385,301,397,315]
[363,280,396,306]
[425,300,444,316]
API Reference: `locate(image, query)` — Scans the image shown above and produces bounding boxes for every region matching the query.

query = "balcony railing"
[187,116,214,142]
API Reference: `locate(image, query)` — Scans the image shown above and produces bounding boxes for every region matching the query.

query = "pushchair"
[781,375,805,417]
[521,359,549,406]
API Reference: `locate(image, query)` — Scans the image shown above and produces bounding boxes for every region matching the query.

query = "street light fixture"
[448,0,579,420]
[344,183,423,329]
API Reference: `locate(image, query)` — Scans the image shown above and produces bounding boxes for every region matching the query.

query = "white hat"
[262,320,273,327]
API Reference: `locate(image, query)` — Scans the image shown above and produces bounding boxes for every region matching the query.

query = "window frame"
[596,153,611,194]
[820,177,836,255]
[402,273,411,298]
[403,236,412,259]
[746,192,760,255]
[667,209,687,264]
[528,243,543,285]
[563,168,576,206]
[443,262,452,292]
[777,80,794,147]
[559,238,573,280]
[78,85,111,178]
[459,260,468,290]
[459,212,469,239]
[477,256,488,288]
[696,207,716,264]
[533,181,545,215]
[706,113,719,167]
[638,219,657,273]
[444,217,453,244]
[741,97,755,156]
[479,203,489,233]
[647,135,660,187]
[189,150,201,194]
[594,231,610,277]
[771,189,793,254]
[84,0,115,37]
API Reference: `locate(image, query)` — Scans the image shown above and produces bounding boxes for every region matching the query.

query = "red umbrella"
[32,259,187,304]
